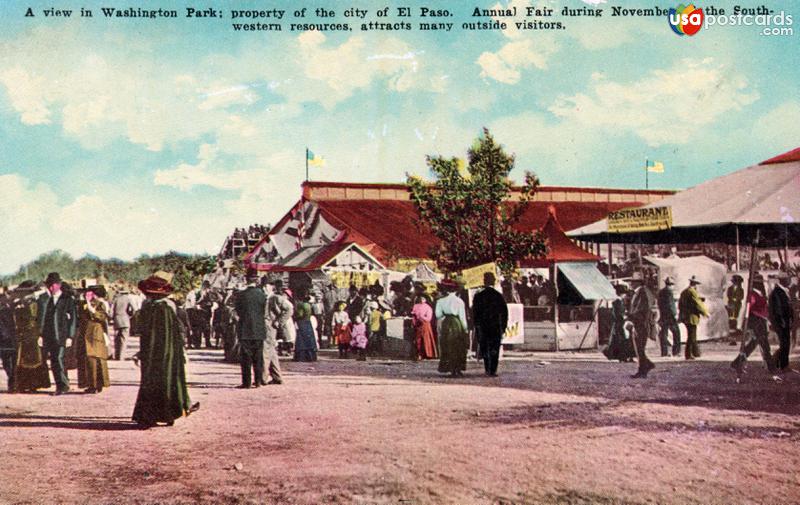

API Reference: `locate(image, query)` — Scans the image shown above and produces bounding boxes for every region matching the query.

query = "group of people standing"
[0,273,114,395]
[605,270,795,381]
[0,271,199,429]
[606,274,711,378]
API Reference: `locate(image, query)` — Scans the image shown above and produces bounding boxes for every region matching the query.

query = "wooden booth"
[516,208,618,351]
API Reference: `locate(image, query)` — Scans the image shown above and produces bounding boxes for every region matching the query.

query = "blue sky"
[0,0,798,274]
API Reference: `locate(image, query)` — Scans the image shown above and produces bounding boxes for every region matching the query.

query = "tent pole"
[784,224,789,268]
[607,237,613,278]
[735,225,740,271]
[738,230,760,357]
[552,263,559,352]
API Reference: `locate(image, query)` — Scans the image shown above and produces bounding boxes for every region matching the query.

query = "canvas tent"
[644,255,729,341]
[568,147,800,248]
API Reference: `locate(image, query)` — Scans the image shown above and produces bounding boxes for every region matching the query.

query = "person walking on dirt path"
[731,273,776,380]
[132,275,199,429]
[629,276,656,379]
[770,271,794,376]
[678,275,708,360]
[472,272,508,377]
[657,276,681,357]
[234,270,267,389]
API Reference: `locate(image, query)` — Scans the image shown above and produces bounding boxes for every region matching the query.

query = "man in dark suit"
[657,277,681,357]
[234,270,267,389]
[629,276,656,378]
[770,272,794,373]
[37,272,76,395]
[472,272,508,377]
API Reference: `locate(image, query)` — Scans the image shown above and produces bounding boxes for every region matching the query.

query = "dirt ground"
[1,338,799,505]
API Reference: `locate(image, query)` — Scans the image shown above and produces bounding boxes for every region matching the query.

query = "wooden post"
[738,231,760,356]
[735,225,741,271]
[784,224,790,268]
[552,263,559,352]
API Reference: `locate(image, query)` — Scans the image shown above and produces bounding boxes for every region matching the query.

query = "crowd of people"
[1,265,796,429]
[603,270,796,382]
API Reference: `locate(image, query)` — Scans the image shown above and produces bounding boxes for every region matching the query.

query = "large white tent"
[568,147,800,248]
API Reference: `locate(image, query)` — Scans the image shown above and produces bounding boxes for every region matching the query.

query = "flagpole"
[645,158,649,190]
[305,147,309,182]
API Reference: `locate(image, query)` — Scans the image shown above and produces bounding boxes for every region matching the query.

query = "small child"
[332,301,351,358]
[350,315,369,361]
[368,301,382,355]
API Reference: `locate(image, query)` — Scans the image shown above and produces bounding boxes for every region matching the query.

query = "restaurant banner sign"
[608,206,672,233]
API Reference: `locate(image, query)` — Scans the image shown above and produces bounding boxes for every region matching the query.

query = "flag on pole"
[307,149,325,167]
[646,160,665,173]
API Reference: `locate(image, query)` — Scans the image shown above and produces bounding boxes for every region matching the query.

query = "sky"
[0,0,798,275]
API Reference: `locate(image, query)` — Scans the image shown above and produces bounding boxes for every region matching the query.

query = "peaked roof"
[520,206,600,267]
[569,147,800,246]
[245,182,669,270]
[314,199,639,264]
[251,239,383,273]
[760,146,800,165]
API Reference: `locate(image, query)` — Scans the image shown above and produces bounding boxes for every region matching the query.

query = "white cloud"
[548,58,759,146]
[0,172,254,275]
[0,67,51,125]
[752,100,800,153]
[153,144,230,191]
[478,38,556,84]
[0,26,450,152]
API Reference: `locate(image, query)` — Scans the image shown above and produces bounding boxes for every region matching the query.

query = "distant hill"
[1,250,216,294]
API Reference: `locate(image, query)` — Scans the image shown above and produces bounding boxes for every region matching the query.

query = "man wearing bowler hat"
[679,275,708,360]
[472,272,508,377]
[629,275,656,378]
[657,276,681,357]
[726,274,745,342]
[770,271,794,374]
[37,272,77,395]
[234,270,267,388]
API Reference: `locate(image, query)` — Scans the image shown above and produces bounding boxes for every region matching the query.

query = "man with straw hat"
[678,275,709,360]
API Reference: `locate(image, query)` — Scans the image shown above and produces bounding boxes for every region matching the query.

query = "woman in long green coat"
[132,275,199,428]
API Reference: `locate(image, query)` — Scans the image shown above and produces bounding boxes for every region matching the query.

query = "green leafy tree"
[407,128,546,275]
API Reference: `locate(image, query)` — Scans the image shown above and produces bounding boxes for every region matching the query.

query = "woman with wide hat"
[132,274,198,428]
